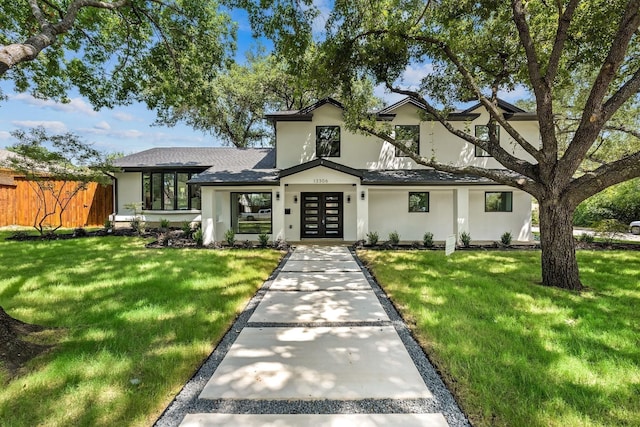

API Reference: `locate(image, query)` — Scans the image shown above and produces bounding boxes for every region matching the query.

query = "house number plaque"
[313,178,329,183]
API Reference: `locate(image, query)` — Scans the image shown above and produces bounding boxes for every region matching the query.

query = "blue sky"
[0,5,528,155]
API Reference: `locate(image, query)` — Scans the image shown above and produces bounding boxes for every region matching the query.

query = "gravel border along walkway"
[154,247,471,427]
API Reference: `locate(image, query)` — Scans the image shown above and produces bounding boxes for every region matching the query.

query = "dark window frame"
[395,125,420,157]
[408,192,430,213]
[474,125,499,157]
[485,191,513,212]
[142,170,202,211]
[231,192,273,234]
[316,125,341,158]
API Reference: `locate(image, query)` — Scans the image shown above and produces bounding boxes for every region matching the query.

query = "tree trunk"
[538,199,583,290]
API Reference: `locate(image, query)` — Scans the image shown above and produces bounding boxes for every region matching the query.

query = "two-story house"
[112,97,537,245]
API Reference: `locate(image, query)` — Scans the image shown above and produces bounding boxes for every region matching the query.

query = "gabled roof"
[279,158,363,179]
[113,147,275,170]
[265,98,344,122]
[361,169,495,185]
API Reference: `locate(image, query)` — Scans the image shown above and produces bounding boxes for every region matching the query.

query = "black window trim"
[395,124,420,157]
[142,169,202,211]
[484,191,513,212]
[408,191,430,213]
[316,125,341,158]
[474,125,499,158]
[231,191,273,235]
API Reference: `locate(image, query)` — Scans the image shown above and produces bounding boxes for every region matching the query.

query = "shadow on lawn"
[360,250,640,427]
[0,235,281,426]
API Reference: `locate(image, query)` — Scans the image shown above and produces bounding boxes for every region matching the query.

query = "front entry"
[301,192,344,238]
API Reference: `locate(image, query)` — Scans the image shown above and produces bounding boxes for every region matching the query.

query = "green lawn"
[0,233,282,427]
[358,250,640,427]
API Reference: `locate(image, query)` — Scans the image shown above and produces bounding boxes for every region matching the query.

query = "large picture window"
[316,126,340,157]
[475,125,499,157]
[485,192,513,212]
[143,171,201,210]
[231,192,272,234]
[395,125,420,157]
[408,192,429,212]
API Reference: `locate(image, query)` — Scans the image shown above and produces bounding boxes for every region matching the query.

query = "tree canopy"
[238,0,640,290]
[0,0,235,109]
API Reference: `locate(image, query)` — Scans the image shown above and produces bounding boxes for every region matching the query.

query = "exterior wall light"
[361,191,366,200]
[276,191,280,201]
[294,195,298,203]
[347,195,351,203]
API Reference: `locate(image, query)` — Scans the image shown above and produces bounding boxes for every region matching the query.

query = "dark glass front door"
[300,192,343,238]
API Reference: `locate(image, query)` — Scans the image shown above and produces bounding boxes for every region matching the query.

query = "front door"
[301,192,343,238]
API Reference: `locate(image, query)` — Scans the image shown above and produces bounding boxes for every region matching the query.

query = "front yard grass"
[359,250,640,427]
[0,233,282,427]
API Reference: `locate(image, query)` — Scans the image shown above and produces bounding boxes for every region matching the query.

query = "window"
[395,125,420,156]
[475,125,499,157]
[143,171,201,210]
[231,192,272,234]
[485,192,512,212]
[316,126,340,157]
[409,192,429,212]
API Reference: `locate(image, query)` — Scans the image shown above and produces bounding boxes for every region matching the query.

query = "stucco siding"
[468,189,532,241]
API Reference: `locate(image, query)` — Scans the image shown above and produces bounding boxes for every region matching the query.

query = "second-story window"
[395,125,420,157]
[316,126,340,157]
[475,125,499,157]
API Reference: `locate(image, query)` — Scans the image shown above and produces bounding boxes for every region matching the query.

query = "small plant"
[73,227,87,237]
[366,231,379,245]
[423,231,434,248]
[193,229,203,247]
[104,218,112,230]
[388,231,400,246]
[578,232,595,243]
[459,231,471,247]
[258,233,269,248]
[125,202,145,235]
[159,218,170,230]
[181,221,193,238]
[500,231,512,246]
[224,229,236,247]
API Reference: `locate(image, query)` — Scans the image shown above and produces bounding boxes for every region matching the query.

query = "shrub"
[103,219,112,230]
[388,231,400,245]
[574,178,640,226]
[500,231,512,246]
[193,229,203,247]
[258,233,269,248]
[224,229,235,247]
[594,219,627,243]
[181,221,193,238]
[423,231,434,248]
[578,232,595,243]
[73,227,87,237]
[159,218,170,230]
[459,231,471,247]
[366,231,379,246]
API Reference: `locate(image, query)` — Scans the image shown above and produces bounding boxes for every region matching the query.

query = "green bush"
[224,229,236,246]
[181,222,193,238]
[578,232,595,243]
[258,233,269,248]
[193,229,203,247]
[423,231,434,248]
[574,178,640,226]
[459,231,471,247]
[366,231,379,245]
[500,231,512,246]
[159,218,170,230]
[594,219,627,243]
[388,231,400,245]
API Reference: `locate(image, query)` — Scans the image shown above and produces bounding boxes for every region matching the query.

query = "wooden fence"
[0,177,113,228]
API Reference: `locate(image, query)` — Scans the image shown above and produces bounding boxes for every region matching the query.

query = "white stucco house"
[112,97,537,245]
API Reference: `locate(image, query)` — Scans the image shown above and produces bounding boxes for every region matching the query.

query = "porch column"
[356,185,369,241]
[202,187,217,245]
[273,185,286,241]
[454,188,469,238]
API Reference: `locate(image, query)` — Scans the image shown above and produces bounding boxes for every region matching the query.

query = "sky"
[0,5,528,155]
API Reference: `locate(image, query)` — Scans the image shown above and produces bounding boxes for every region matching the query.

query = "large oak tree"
[239,0,640,290]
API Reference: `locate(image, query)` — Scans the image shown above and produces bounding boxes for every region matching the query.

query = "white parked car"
[630,221,640,235]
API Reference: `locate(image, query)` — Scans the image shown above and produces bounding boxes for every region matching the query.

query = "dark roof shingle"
[114,147,275,170]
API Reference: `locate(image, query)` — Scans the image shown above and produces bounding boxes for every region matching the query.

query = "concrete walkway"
[155,246,469,427]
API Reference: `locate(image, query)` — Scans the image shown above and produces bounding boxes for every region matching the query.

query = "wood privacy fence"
[0,177,113,228]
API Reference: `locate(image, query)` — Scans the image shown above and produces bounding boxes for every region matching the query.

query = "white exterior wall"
[368,188,455,241]
[114,171,201,225]
[468,188,532,241]
[275,103,540,170]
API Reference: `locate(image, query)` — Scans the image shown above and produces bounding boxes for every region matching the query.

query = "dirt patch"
[0,307,52,378]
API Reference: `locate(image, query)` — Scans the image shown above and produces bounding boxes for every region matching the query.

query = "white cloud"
[0,131,11,140]
[94,121,111,131]
[498,85,531,103]
[12,120,68,133]
[374,84,405,107]
[10,93,98,116]
[112,111,136,122]
[400,63,434,88]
